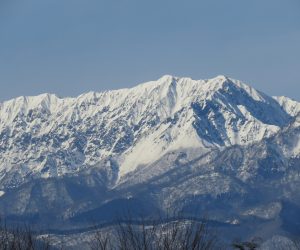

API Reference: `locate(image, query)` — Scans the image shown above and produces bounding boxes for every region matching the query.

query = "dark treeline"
[0,220,51,250]
[89,217,218,250]
[1,216,299,250]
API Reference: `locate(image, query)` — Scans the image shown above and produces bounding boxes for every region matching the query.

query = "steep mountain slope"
[0,75,294,187]
[0,75,299,239]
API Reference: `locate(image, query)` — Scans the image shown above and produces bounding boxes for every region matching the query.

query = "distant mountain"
[0,75,300,239]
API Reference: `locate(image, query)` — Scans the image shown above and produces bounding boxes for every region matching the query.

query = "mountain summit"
[0,75,296,183]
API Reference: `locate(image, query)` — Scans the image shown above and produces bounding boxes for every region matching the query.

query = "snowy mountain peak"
[158,74,175,81]
[0,75,298,187]
[210,74,230,83]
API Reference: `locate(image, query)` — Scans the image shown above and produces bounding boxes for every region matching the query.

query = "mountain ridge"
[0,75,299,186]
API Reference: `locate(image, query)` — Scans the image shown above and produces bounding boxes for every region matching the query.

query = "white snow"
[242,202,282,220]
[273,96,300,116]
[0,74,298,185]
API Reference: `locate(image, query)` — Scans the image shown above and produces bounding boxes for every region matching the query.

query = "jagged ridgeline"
[0,75,300,239]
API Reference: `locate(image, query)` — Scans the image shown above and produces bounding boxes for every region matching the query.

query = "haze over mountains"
[0,75,300,240]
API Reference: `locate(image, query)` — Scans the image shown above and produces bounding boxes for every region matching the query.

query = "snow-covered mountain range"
[0,75,300,239]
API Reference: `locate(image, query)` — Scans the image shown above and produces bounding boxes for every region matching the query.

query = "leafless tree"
[0,214,220,250]
[89,215,220,250]
[0,218,51,250]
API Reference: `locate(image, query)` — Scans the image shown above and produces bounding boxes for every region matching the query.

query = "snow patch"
[242,202,282,220]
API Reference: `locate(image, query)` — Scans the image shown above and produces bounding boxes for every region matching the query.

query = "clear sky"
[0,0,299,101]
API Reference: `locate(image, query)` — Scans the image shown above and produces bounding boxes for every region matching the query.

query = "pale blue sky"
[0,0,300,101]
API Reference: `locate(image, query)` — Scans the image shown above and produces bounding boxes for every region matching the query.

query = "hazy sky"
[0,0,300,101]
